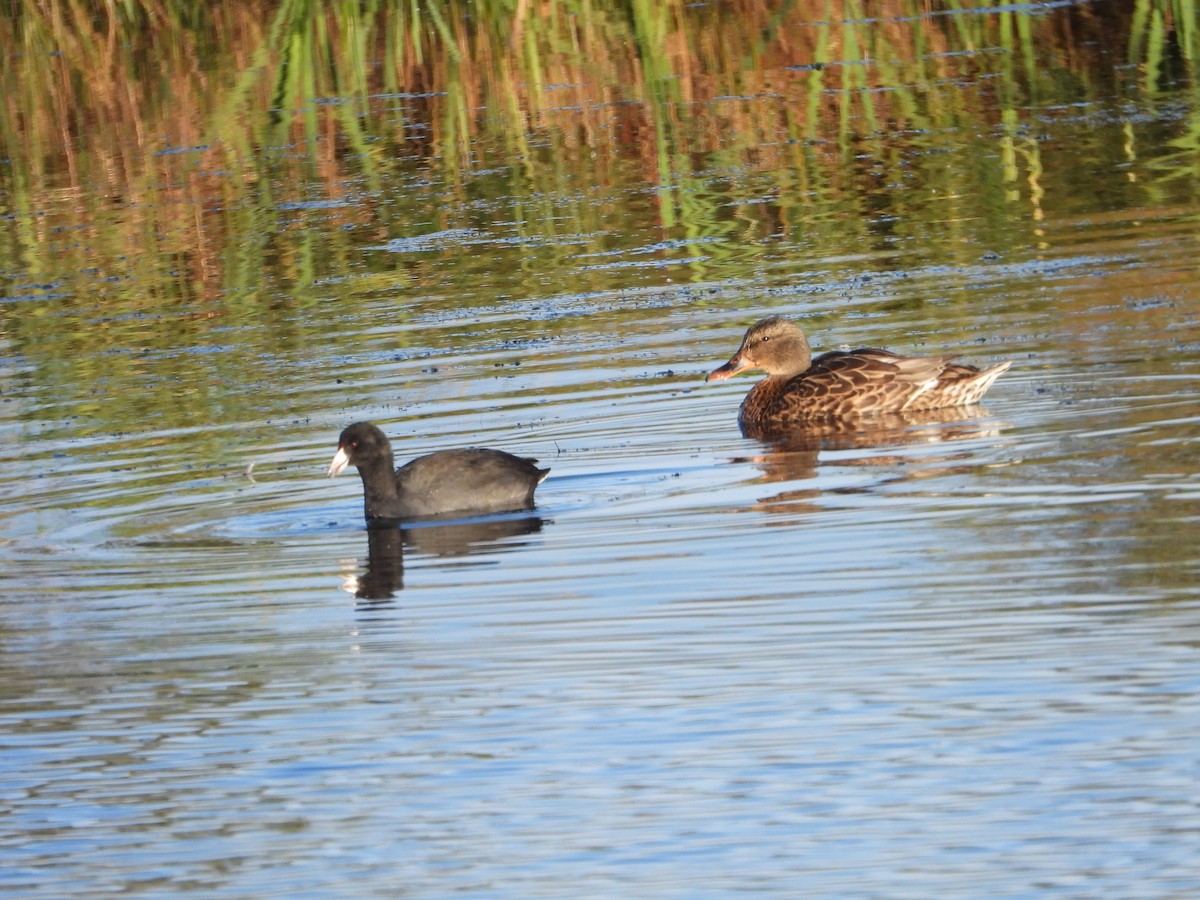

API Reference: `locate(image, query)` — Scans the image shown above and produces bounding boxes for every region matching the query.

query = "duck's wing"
[773,349,950,418]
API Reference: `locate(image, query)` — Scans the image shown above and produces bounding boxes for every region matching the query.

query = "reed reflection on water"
[2,0,1200,897]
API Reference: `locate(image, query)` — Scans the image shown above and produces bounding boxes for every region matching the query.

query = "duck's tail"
[907,359,1012,410]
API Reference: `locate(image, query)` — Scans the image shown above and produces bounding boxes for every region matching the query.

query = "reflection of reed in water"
[735,406,1004,515]
[4,1,1179,328]
[343,516,544,603]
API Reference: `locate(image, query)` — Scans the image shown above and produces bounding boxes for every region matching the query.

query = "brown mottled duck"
[706,316,1011,427]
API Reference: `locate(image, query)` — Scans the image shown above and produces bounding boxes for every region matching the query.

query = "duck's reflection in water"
[343,515,545,604]
[734,406,1004,515]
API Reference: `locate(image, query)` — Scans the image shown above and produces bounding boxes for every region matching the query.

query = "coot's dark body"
[328,422,549,521]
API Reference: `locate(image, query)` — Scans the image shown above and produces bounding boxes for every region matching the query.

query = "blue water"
[3,8,1200,897]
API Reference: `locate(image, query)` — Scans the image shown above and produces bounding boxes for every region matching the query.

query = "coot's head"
[328,422,393,477]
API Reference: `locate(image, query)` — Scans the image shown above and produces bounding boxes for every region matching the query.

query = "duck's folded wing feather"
[773,350,949,417]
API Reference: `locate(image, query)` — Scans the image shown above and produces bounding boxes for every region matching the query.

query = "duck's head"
[705,316,813,382]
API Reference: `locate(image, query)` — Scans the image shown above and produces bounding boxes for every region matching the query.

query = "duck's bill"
[328,446,351,477]
[705,356,749,382]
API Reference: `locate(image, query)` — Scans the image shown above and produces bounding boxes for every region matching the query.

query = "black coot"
[328,422,549,521]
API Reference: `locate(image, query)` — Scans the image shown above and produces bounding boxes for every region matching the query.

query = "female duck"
[706,316,1010,427]
[328,422,549,521]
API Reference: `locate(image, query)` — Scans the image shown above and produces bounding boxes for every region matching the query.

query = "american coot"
[328,422,549,521]
[706,316,1011,426]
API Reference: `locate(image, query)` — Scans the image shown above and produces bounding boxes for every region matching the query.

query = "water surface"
[2,2,1199,896]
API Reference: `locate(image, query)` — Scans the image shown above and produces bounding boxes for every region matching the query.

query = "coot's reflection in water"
[344,515,546,602]
[735,406,1006,515]
[348,526,406,603]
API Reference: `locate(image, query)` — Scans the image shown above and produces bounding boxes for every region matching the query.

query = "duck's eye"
[760,336,771,342]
